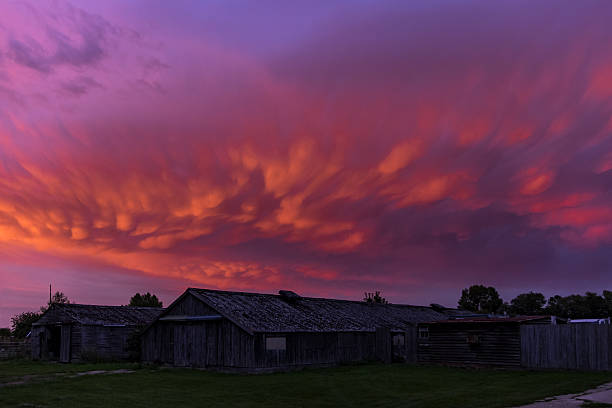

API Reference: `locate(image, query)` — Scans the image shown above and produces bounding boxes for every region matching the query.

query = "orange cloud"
[3,0,612,327]
[378,141,422,175]
[520,171,555,196]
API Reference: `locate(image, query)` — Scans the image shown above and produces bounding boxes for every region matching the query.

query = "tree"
[363,291,388,304]
[545,295,567,317]
[129,292,163,308]
[0,328,11,337]
[604,290,612,316]
[10,311,41,338]
[544,292,609,318]
[583,292,607,318]
[509,292,546,316]
[458,285,503,313]
[40,291,71,313]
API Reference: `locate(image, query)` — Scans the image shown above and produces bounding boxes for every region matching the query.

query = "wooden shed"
[31,304,163,362]
[141,288,446,371]
[417,316,562,368]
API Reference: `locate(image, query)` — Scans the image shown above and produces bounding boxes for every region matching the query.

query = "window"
[418,327,429,339]
[392,334,405,346]
[265,336,286,351]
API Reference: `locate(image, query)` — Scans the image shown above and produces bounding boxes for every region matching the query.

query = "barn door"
[375,327,392,363]
[174,324,187,366]
[59,325,71,363]
[38,331,47,359]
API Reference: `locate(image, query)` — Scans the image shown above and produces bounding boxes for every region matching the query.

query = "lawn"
[1,362,611,408]
[0,359,137,382]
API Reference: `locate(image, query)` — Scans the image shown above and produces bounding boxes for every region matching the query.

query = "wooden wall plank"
[520,324,610,371]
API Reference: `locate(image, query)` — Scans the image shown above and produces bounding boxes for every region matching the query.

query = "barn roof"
[187,288,446,333]
[33,303,164,327]
[423,315,555,324]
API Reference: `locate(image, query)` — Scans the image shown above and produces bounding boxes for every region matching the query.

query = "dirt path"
[0,369,134,388]
[517,382,612,407]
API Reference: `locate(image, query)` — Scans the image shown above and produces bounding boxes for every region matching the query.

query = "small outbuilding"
[141,288,446,371]
[31,303,163,362]
[417,316,563,368]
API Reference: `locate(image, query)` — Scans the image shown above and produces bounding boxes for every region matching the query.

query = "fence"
[0,338,30,360]
[521,324,612,371]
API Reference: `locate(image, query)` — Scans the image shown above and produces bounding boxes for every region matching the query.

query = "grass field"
[0,360,138,382]
[1,361,611,408]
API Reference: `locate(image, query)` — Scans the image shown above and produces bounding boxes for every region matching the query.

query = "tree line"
[458,284,612,318]
[6,291,163,338]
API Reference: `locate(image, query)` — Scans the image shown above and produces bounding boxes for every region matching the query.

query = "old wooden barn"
[141,288,446,370]
[417,316,562,368]
[32,303,163,362]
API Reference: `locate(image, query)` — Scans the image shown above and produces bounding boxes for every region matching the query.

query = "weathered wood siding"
[0,338,29,360]
[521,324,611,371]
[31,326,44,360]
[252,331,381,368]
[60,325,71,362]
[142,292,417,369]
[141,293,255,368]
[375,327,392,363]
[417,322,521,367]
[392,328,417,363]
[33,323,137,362]
[165,293,219,316]
[70,324,82,361]
[81,325,137,361]
[142,320,255,368]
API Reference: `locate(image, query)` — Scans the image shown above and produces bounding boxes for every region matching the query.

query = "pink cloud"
[1,0,612,326]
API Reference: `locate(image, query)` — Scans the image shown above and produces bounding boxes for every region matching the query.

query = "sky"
[1,0,612,327]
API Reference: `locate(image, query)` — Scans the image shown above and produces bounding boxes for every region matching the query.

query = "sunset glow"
[2,0,612,326]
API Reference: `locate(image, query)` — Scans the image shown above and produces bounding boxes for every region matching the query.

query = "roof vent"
[430,303,447,312]
[279,290,302,303]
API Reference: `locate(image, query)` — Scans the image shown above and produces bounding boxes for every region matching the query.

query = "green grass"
[0,359,137,382]
[0,362,611,408]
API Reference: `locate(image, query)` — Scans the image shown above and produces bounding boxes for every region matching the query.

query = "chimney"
[279,290,302,303]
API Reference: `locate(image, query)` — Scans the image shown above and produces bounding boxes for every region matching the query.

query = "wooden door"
[375,327,392,363]
[59,325,71,363]
[38,331,47,359]
[174,324,187,366]
[163,323,175,364]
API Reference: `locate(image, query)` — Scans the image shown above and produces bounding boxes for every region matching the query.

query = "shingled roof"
[33,303,164,327]
[187,288,446,333]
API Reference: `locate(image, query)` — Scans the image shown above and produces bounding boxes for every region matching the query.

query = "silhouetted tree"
[604,290,612,316]
[509,292,546,315]
[129,292,163,308]
[544,292,610,318]
[584,292,608,317]
[363,291,388,304]
[0,328,11,337]
[458,285,503,313]
[10,312,41,338]
[39,291,71,313]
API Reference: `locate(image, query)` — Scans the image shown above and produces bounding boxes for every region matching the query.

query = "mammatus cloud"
[1,0,612,326]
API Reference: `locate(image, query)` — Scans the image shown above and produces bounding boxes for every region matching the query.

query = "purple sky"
[1,0,612,326]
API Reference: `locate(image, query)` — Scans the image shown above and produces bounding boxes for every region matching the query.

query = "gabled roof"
[33,303,164,327]
[187,288,446,333]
